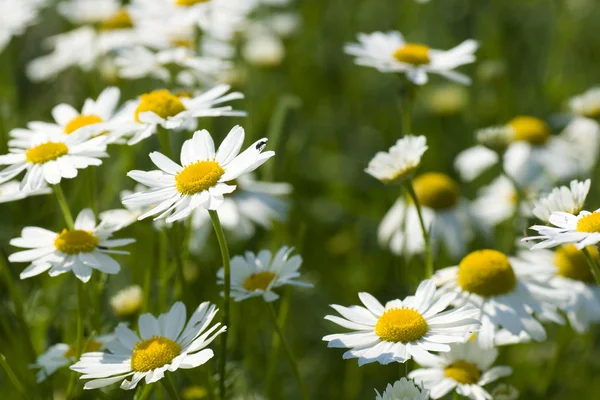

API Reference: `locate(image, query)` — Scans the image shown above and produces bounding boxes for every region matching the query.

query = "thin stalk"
[0,353,31,400]
[264,95,301,181]
[53,184,74,230]
[581,247,600,285]
[265,302,309,400]
[170,223,187,301]
[88,168,97,214]
[158,228,170,312]
[161,374,182,400]
[400,80,417,136]
[134,384,153,400]
[404,181,433,277]
[65,281,86,399]
[208,210,231,400]
[157,126,172,159]
[453,392,461,400]
[265,288,292,396]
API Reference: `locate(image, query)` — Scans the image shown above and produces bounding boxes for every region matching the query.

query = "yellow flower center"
[65,340,103,358]
[100,9,133,30]
[554,244,597,283]
[577,212,600,233]
[171,37,196,49]
[182,386,209,400]
[54,229,99,255]
[457,249,517,297]
[583,106,600,119]
[508,116,550,145]
[374,307,428,343]
[130,336,181,372]
[393,43,431,65]
[64,114,103,134]
[176,0,210,6]
[243,271,276,291]
[175,161,225,195]
[25,142,69,164]
[135,90,186,122]
[444,360,482,384]
[412,172,460,210]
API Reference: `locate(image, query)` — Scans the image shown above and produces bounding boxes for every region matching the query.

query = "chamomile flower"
[70,301,226,390]
[344,31,478,85]
[532,179,590,223]
[366,135,428,183]
[323,280,480,366]
[218,246,312,302]
[0,180,51,203]
[0,0,44,52]
[471,176,529,227]
[243,33,285,67]
[122,126,274,222]
[434,249,568,348]
[375,378,429,400]
[569,87,600,118]
[58,0,121,25]
[525,208,600,250]
[0,131,108,191]
[8,208,135,282]
[408,341,512,400]
[111,285,144,317]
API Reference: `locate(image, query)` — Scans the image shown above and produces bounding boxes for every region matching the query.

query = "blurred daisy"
[219,246,312,302]
[0,0,44,52]
[344,31,478,85]
[111,285,143,317]
[58,0,121,25]
[408,341,511,400]
[378,172,473,260]
[569,87,600,118]
[376,378,429,400]
[434,249,568,348]
[365,135,427,183]
[123,126,274,222]
[70,301,226,390]
[471,176,530,228]
[525,208,600,250]
[243,33,285,67]
[323,280,480,366]
[532,179,590,223]
[8,208,135,282]
[0,180,51,203]
[0,131,108,191]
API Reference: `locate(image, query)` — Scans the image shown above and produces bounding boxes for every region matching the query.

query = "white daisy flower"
[243,33,285,67]
[70,301,226,390]
[0,130,108,191]
[378,172,474,260]
[375,378,429,400]
[569,87,600,118]
[0,0,44,52]
[408,341,512,400]
[365,135,428,183]
[559,117,600,177]
[58,0,121,25]
[525,208,600,250]
[323,280,480,366]
[8,208,135,282]
[434,249,569,348]
[0,180,51,203]
[532,179,590,223]
[344,31,478,85]
[218,246,312,302]
[111,85,245,146]
[111,285,144,317]
[471,176,528,227]
[122,126,274,222]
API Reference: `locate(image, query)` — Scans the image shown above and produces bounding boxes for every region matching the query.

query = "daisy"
[70,301,226,390]
[323,280,480,366]
[365,135,428,183]
[0,130,108,191]
[243,33,285,67]
[0,180,51,203]
[57,0,121,25]
[433,249,569,348]
[122,126,274,223]
[524,208,600,250]
[375,378,429,400]
[111,285,144,317]
[8,208,135,282]
[408,341,512,400]
[0,0,44,52]
[569,87,600,118]
[218,246,312,302]
[531,179,590,223]
[344,31,478,85]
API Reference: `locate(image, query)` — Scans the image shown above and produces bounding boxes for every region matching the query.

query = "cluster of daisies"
[318,28,600,399]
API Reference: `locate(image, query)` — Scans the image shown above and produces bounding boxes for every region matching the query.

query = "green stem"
[265,302,309,400]
[208,210,231,400]
[264,288,292,397]
[264,95,301,181]
[158,228,169,312]
[453,391,461,400]
[65,281,86,399]
[404,181,433,278]
[134,384,153,400]
[400,80,417,136]
[581,247,600,285]
[53,184,74,230]
[171,223,187,300]
[161,374,182,400]
[157,126,172,159]
[88,167,97,214]
[0,353,31,400]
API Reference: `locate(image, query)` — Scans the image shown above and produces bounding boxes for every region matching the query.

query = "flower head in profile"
[344,31,478,85]
[408,341,512,400]
[532,179,590,223]
[569,87,600,118]
[525,208,600,250]
[323,280,480,366]
[8,209,135,282]
[375,378,429,400]
[366,135,427,183]
[219,246,312,302]
[111,285,143,317]
[70,301,226,390]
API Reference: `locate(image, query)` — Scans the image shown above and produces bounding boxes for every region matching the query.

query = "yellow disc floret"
[100,9,133,30]
[130,336,181,372]
[412,172,460,210]
[508,116,550,145]
[26,142,69,164]
[577,212,600,233]
[375,307,428,343]
[176,0,210,6]
[554,244,597,283]
[393,44,431,65]
[444,360,482,384]
[175,161,224,195]
[457,249,517,297]
[243,271,276,291]
[64,114,103,134]
[54,229,99,255]
[135,90,186,122]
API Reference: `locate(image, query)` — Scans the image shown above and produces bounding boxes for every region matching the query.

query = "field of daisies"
[3,0,600,399]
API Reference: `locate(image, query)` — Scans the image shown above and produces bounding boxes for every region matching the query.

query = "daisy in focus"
[408,340,512,400]
[365,135,427,183]
[219,246,312,302]
[70,301,226,390]
[0,180,50,203]
[122,126,274,223]
[344,31,478,85]
[323,280,480,366]
[531,179,590,223]
[8,208,135,282]
[375,378,429,400]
